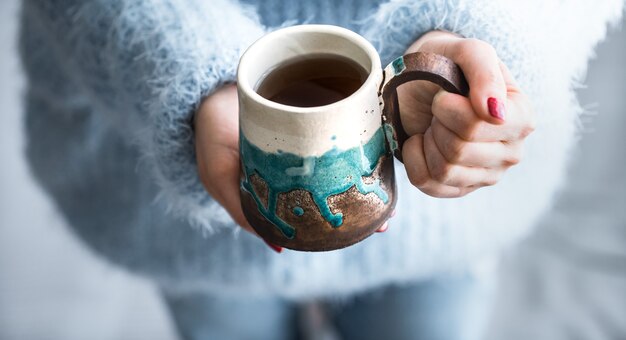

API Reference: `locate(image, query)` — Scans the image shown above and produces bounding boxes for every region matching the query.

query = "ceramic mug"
[237,25,468,251]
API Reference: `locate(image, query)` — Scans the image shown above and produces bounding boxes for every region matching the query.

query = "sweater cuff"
[149,11,266,233]
[359,0,533,90]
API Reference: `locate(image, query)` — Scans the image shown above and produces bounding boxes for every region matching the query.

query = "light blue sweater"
[20,0,623,299]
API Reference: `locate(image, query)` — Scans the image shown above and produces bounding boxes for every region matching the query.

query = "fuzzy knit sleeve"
[24,0,266,231]
[359,0,525,67]
[358,0,624,265]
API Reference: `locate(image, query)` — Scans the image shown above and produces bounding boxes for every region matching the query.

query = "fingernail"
[376,222,389,233]
[264,240,283,253]
[487,97,506,121]
[390,209,396,218]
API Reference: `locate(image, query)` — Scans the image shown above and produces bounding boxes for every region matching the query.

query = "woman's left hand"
[397,31,536,198]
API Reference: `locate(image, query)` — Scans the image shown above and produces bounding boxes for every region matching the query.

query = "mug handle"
[380,52,469,163]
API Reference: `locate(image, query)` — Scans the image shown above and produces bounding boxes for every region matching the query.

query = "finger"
[376,222,389,233]
[423,128,503,187]
[495,62,536,139]
[396,80,441,136]
[453,39,507,124]
[420,181,479,198]
[263,240,283,253]
[402,134,479,198]
[431,118,523,168]
[432,90,532,142]
[418,37,508,123]
[376,208,397,232]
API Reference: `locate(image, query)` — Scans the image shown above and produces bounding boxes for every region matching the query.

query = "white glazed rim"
[237,25,381,113]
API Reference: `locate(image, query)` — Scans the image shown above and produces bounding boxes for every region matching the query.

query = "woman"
[19,0,623,339]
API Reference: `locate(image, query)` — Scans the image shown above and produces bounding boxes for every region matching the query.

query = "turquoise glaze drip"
[392,56,406,75]
[383,123,398,153]
[240,127,389,239]
[293,206,304,216]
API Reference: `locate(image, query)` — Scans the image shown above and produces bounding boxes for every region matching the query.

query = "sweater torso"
[19,0,623,299]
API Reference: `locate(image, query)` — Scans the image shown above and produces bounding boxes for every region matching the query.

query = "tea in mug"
[256,53,368,107]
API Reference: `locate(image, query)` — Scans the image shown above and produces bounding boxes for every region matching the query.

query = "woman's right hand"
[194,84,257,235]
[397,31,536,198]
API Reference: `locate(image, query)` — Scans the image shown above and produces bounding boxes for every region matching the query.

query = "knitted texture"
[20,0,623,299]
[23,0,267,231]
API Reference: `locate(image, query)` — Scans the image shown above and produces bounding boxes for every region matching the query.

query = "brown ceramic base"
[241,154,397,251]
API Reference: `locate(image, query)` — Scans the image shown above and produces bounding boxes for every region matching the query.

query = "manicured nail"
[264,240,283,253]
[487,97,505,121]
[376,222,389,233]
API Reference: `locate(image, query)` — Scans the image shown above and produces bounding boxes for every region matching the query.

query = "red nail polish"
[264,240,283,253]
[376,222,389,233]
[487,97,505,120]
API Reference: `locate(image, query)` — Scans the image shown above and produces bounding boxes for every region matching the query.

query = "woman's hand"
[195,84,257,235]
[397,31,536,198]
[195,84,390,239]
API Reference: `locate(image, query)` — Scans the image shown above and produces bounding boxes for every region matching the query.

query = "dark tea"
[256,53,369,107]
